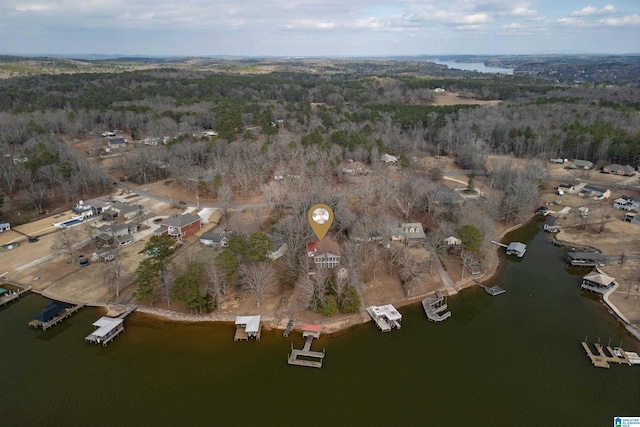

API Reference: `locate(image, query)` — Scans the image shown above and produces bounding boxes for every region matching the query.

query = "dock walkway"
[581,341,635,368]
[473,279,506,296]
[283,318,295,337]
[287,324,325,368]
[0,285,32,307]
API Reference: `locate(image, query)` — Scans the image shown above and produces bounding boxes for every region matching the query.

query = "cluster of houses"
[551,158,637,177]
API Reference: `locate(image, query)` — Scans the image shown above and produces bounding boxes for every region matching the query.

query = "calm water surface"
[2,218,639,426]
[432,60,514,74]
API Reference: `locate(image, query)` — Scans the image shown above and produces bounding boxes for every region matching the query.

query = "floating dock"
[422,291,451,322]
[473,279,505,296]
[85,305,137,346]
[366,304,402,332]
[581,340,636,368]
[29,301,85,331]
[288,324,325,368]
[0,285,32,307]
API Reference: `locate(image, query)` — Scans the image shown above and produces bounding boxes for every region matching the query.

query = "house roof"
[582,185,607,194]
[583,271,615,287]
[445,236,462,245]
[307,239,340,256]
[507,242,526,253]
[567,252,605,261]
[380,153,398,163]
[201,232,225,243]
[90,317,124,338]
[161,213,201,229]
[302,323,322,333]
[107,137,127,145]
[573,159,593,168]
[235,315,261,333]
[606,164,634,173]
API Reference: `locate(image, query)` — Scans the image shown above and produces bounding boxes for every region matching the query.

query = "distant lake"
[432,60,514,75]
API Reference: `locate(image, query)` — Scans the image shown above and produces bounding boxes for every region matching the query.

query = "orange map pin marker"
[308,204,333,241]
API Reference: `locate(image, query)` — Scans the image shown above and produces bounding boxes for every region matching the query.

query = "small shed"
[444,236,462,246]
[234,315,262,341]
[506,242,527,257]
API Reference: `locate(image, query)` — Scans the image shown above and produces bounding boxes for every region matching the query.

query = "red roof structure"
[302,323,322,333]
[306,239,340,256]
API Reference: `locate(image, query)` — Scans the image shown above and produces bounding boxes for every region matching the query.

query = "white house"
[200,232,229,247]
[444,236,462,246]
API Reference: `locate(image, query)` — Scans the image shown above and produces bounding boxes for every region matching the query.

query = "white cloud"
[15,3,56,12]
[509,7,537,18]
[503,22,524,29]
[570,4,617,17]
[601,14,640,26]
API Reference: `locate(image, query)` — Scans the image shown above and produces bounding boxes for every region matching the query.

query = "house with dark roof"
[603,164,635,176]
[571,159,593,170]
[155,213,201,240]
[200,232,229,247]
[102,202,141,222]
[391,223,426,246]
[306,239,340,269]
[579,185,611,199]
[107,137,127,148]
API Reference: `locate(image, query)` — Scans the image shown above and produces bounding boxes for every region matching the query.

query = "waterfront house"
[200,232,229,247]
[102,202,141,223]
[391,223,426,246]
[567,251,605,267]
[581,271,615,294]
[366,304,402,332]
[603,164,635,176]
[74,197,111,216]
[306,239,340,269]
[506,242,527,257]
[0,222,10,232]
[155,213,201,241]
[234,315,261,341]
[571,159,593,170]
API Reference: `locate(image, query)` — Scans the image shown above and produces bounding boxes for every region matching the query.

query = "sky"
[0,0,639,57]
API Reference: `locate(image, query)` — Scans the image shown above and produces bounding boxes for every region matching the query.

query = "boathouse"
[366,304,402,332]
[567,252,605,267]
[234,315,262,341]
[506,242,527,257]
[581,271,615,294]
[287,323,325,368]
[85,317,124,345]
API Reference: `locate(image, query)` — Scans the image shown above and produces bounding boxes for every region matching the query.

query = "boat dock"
[581,340,635,368]
[366,304,402,332]
[29,302,85,331]
[85,305,138,346]
[422,291,451,322]
[283,318,295,337]
[288,324,325,368]
[473,279,506,296]
[0,285,32,307]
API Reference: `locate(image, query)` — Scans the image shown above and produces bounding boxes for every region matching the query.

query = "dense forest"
[0,56,639,225]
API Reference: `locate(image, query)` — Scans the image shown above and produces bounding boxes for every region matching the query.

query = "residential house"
[558,183,575,192]
[266,234,287,260]
[92,247,117,262]
[391,223,426,246]
[155,213,202,240]
[579,185,611,199]
[444,236,462,247]
[571,159,593,170]
[0,222,10,232]
[581,270,615,294]
[102,202,141,223]
[107,137,127,148]
[603,164,635,176]
[306,239,340,269]
[200,232,229,247]
[613,197,640,212]
[96,223,139,243]
[74,197,112,216]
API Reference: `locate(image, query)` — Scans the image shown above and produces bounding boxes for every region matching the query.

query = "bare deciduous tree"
[51,227,81,263]
[240,262,276,307]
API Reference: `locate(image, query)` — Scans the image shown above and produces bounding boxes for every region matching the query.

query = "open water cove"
[2,218,640,426]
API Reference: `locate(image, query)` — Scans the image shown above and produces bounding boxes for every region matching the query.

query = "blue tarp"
[33,302,71,323]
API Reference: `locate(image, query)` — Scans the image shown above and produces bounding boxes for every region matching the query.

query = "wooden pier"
[288,324,325,368]
[29,303,85,331]
[473,279,505,296]
[422,291,451,322]
[581,340,634,368]
[283,318,295,337]
[0,285,32,307]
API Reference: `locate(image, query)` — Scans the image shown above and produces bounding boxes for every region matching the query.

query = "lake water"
[432,60,514,75]
[2,218,639,426]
